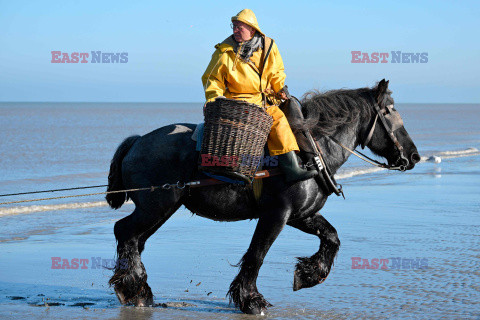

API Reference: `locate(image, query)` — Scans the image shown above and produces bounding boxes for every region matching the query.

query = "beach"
[0,102,479,319]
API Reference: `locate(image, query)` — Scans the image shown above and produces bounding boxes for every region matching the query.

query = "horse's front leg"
[287,212,340,291]
[228,198,291,315]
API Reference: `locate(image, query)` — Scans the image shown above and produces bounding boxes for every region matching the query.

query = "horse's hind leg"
[287,212,340,291]
[228,198,291,315]
[109,194,181,307]
[137,202,181,254]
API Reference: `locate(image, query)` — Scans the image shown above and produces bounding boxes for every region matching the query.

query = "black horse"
[106,79,420,314]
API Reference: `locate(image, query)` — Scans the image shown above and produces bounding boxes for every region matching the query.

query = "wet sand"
[1,154,479,319]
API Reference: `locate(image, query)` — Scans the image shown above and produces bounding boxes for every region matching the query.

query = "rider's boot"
[278,151,317,183]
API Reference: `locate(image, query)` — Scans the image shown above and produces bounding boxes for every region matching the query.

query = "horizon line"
[1,101,478,105]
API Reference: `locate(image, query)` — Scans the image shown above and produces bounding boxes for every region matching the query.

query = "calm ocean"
[0,102,479,319]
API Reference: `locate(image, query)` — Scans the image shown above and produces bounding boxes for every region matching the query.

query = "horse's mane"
[293,84,393,136]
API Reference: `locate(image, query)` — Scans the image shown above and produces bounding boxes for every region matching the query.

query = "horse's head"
[361,79,420,170]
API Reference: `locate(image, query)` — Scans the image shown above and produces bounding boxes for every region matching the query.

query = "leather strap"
[260,37,274,107]
[261,37,273,72]
[373,103,405,154]
[281,89,344,198]
[243,37,273,107]
[362,114,378,149]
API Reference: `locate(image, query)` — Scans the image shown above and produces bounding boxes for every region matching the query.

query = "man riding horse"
[202,9,317,183]
[106,7,420,315]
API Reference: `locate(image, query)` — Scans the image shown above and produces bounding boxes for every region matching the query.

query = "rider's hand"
[277,90,288,100]
[264,88,275,96]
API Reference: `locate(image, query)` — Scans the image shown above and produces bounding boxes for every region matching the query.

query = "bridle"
[329,100,410,172]
[284,93,410,200]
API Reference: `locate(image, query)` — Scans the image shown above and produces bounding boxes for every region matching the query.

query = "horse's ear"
[375,79,389,106]
[377,79,388,92]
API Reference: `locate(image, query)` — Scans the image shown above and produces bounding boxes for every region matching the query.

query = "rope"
[0,169,281,206]
[0,186,158,206]
[0,179,207,206]
[0,185,108,198]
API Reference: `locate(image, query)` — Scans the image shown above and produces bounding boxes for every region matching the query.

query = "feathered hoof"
[293,256,328,291]
[240,294,272,315]
[111,275,154,307]
[114,287,127,305]
[134,283,154,307]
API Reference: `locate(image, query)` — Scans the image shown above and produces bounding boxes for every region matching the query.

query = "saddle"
[279,90,344,198]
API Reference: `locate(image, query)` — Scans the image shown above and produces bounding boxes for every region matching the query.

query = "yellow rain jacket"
[201,35,299,156]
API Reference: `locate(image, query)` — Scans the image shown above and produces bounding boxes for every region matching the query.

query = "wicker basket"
[199,98,273,183]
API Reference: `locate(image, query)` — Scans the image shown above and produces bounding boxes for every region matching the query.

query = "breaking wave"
[0,201,108,217]
[0,200,133,217]
[436,147,479,158]
[335,167,384,180]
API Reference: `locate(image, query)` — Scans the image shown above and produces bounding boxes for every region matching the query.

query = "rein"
[328,101,408,172]
[328,136,406,171]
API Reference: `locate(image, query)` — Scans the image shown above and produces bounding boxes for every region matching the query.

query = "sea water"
[0,102,478,319]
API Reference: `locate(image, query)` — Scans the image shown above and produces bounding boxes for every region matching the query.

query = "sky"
[0,0,479,103]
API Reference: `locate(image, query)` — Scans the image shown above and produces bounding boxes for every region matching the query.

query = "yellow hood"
[231,9,264,36]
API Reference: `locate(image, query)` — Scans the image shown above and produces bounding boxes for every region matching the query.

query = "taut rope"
[0,182,192,206]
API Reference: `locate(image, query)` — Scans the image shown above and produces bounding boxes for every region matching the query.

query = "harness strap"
[361,114,378,149]
[191,168,283,188]
[329,130,407,171]
[373,103,404,153]
[261,37,273,71]
[281,90,344,198]
[260,37,274,107]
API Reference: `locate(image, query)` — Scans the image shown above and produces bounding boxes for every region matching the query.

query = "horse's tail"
[106,135,141,209]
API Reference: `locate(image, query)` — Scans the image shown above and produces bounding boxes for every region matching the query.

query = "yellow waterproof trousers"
[265,105,299,156]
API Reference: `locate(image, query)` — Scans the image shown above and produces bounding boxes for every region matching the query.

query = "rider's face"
[232,21,255,43]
